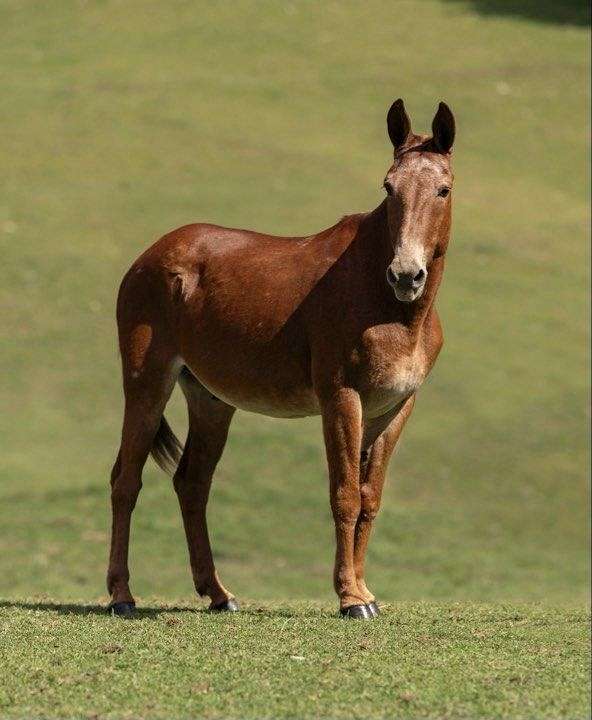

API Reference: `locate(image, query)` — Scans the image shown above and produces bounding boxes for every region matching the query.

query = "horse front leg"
[354,395,416,615]
[321,388,374,618]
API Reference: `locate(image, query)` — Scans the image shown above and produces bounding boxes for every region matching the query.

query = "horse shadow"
[0,599,315,619]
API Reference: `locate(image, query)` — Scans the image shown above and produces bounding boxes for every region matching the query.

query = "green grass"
[0,0,589,717]
[0,601,589,719]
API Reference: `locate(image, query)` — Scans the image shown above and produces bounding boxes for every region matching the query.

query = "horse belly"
[179,325,320,418]
[205,364,321,418]
[230,387,320,418]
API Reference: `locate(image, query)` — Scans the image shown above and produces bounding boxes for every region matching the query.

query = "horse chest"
[359,334,428,417]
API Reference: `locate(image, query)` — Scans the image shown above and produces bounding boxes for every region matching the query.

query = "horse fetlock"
[196,569,234,606]
[334,572,364,601]
[195,579,209,597]
[355,577,375,604]
[107,580,134,604]
[339,591,367,609]
[195,572,219,599]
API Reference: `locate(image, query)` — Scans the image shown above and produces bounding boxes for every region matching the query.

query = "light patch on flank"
[128,324,153,373]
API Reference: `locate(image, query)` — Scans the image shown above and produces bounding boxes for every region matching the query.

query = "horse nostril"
[386,266,398,287]
[387,267,425,292]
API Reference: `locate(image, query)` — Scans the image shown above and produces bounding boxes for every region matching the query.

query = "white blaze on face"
[391,157,433,267]
[386,190,428,303]
[384,152,451,302]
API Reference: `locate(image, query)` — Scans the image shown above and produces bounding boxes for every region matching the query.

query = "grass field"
[1,601,589,719]
[0,0,589,718]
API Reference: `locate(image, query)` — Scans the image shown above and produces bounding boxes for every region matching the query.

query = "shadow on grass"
[0,600,199,618]
[446,0,590,27]
[0,599,329,619]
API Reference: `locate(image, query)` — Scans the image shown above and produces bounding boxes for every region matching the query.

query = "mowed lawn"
[0,1,589,718]
[0,602,589,720]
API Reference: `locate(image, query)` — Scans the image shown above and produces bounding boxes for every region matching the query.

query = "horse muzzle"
[386,265,427,303]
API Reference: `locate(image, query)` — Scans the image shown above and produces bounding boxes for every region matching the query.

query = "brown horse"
[107,98,455,619]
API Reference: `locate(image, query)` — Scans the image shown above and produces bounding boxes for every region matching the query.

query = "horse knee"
[331,485,361,525]
[360,484,380,522]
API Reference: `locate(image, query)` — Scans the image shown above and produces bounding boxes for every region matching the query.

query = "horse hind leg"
[107,348,180,615]
[174,367,237,610]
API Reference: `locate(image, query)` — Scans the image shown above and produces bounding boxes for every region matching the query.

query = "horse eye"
[437,186,451,198]
[383,180,393,196]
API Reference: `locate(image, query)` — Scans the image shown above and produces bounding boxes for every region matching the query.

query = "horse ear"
[431,101,455,153]
[387,98,411,150]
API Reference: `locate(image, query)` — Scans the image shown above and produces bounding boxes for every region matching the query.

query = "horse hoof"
[209,598,240,612]
[108,601,136,617]
[367,601,380,617]
[340,604,372,619]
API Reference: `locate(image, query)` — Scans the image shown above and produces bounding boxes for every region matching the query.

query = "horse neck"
[360,200,445,337]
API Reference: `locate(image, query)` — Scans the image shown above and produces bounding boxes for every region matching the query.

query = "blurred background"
[1,0,589,606]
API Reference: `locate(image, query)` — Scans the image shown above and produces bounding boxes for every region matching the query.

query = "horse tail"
[150,415,183,475]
